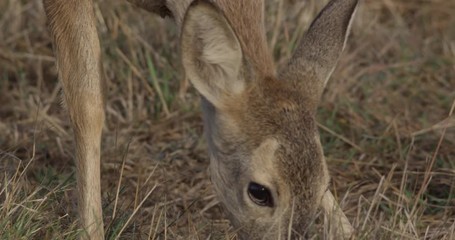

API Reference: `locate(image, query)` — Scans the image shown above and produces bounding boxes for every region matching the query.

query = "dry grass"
[1,0,454,239]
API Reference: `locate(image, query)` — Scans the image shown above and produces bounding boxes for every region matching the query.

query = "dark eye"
[247,182,274,207]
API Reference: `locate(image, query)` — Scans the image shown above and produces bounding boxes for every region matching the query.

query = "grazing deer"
[42,0,358,239]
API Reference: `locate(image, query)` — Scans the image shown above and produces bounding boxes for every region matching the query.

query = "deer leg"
[43,0,105,239]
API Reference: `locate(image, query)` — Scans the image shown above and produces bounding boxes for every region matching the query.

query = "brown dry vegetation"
[0,0,454,239]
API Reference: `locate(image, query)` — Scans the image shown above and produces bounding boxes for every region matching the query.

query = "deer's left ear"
[282,0,359,101]
[181,1,244,109]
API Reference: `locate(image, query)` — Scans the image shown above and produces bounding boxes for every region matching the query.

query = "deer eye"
[247,182,274,207]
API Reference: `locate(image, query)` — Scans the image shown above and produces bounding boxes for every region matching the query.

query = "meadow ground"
[0,0,454,239]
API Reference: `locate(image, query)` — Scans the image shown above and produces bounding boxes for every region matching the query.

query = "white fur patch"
[250,138,280,188]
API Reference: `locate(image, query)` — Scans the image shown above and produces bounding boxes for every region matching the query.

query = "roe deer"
[43,0,358,239]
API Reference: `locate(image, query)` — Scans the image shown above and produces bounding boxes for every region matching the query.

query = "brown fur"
[129,0,274,76]
[179,0,358,238]
[43,0,105,239]
[42,0,358,239]
[283,0,359,100]
[200,76,330,238]
[215,0,275,76]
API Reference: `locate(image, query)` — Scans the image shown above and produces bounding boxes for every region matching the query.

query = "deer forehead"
[250,103,326,186]
[249,138,281,184]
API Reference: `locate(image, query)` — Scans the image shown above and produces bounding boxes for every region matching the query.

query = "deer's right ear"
[181,1,244,109]
[282,0,358,104]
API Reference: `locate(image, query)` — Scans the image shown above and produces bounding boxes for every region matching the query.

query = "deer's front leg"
[70,89,105,240]
[43,0,105,239]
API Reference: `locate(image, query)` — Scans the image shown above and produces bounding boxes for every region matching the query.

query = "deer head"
[180,0,358,238]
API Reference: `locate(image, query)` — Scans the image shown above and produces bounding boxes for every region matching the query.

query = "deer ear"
[282,0,358,101]
[181,1,244,109]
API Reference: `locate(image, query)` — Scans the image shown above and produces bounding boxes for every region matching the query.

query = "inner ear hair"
[180,0,244,109]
